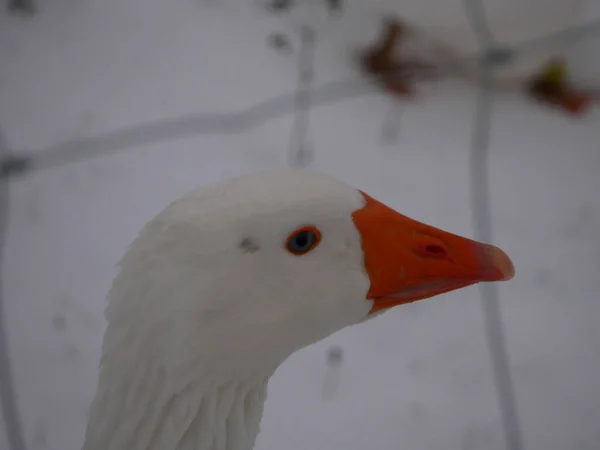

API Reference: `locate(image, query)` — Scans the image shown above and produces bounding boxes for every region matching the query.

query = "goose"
[82,169,514,450]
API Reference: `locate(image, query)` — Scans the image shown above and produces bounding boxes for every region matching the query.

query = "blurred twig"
[463,1,524,450]
[0,129,26,450]
[1,18,599,178]
[289,24,317,167]
[6,0,35,16]
[468,68,525,450]
[462,0,498,47]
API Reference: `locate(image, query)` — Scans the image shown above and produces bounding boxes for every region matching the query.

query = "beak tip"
[485,244,515,281]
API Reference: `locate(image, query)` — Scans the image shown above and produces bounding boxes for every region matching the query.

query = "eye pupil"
[286,226,321,255]
[294,232,310,249]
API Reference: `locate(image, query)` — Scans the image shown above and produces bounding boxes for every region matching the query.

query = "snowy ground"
[1,1,600,450]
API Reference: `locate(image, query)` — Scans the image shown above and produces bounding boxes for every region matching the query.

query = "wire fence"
[1,2,600,450]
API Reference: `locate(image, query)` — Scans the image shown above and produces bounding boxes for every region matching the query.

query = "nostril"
[425,244,444,255]
[413,238,451,259]
[421,243,449,259]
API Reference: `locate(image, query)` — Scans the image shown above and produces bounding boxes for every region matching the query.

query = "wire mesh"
[1,3,599,450]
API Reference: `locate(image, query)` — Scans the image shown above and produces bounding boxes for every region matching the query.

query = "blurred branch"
[463,1,524,450]
[0,17,598,177]
[0,129,26,450]
[468,68,525,450]
[6,0,35,17]
[289,24,317,167]
[462,0,498,47]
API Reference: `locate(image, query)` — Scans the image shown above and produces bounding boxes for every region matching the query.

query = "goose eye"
[285,226,321,255]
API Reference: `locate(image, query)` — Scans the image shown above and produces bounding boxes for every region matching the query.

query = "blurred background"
[0,0,599,449]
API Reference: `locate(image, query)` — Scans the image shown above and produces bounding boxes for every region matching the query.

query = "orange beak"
[352,192,515,314]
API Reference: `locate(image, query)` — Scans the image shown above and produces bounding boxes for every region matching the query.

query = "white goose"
[82,169,514,450]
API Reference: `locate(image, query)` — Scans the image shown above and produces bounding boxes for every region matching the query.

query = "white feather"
[82,170,373,450]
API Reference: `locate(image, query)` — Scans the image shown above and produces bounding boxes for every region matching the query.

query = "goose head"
[84,169,514,450]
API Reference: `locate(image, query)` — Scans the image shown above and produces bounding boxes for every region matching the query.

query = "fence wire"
[1,5,600,450]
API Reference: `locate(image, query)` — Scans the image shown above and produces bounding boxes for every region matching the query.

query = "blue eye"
[285,226,321,255]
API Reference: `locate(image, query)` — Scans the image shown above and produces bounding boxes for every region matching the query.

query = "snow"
[1,1,599,449]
